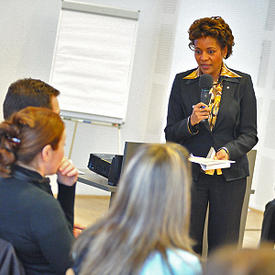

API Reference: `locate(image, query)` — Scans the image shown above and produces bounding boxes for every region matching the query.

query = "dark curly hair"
[188,16,234,59]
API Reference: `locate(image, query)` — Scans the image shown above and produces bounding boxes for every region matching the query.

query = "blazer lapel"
[212,78,240,132]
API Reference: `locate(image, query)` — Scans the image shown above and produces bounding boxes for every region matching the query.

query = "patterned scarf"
[184,63,241,175]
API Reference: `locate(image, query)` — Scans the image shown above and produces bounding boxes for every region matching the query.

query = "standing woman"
[165,16,258,254]
[0,107,74,275]
[69,143,202,275]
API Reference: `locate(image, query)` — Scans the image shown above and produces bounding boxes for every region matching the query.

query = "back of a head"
[73,142,193,275]
[114,142,192,241]
[0,106,64,177]
[3,78,60,119]
[205,244,275,275]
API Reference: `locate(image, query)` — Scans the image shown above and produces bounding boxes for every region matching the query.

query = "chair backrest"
[238,149,257,245]
[0,238,26,275]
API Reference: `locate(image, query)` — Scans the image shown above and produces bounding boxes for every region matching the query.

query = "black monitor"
[108,141,149,186]
[121,141,147,172]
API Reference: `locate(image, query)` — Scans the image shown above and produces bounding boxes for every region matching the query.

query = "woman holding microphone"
[165,16,258,254]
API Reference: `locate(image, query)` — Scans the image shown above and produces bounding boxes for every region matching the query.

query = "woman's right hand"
[190,102,211,126]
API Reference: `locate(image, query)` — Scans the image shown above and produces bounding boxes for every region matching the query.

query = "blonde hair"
[205,244,275,275]
[73,143,193,275]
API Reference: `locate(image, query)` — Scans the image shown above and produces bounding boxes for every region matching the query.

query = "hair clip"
[8,136,21,144]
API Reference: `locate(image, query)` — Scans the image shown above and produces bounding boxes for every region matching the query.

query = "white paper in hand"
[188,147,235,171]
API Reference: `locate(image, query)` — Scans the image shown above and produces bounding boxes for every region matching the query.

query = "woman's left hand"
[57,158,79,186]
[215,149,229,160]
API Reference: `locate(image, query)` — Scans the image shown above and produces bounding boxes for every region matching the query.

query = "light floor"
[74,195,264,248]
[243,208,263,248]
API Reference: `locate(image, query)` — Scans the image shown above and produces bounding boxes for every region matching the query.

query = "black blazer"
[165,68,258,182]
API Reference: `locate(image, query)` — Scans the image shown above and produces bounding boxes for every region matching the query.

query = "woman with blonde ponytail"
[69,143,201,275]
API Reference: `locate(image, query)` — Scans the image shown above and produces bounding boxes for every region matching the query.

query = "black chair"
[0,238,25,275]
[260,199,275,245]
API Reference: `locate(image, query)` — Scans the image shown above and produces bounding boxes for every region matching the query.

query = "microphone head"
[199,74,213,90]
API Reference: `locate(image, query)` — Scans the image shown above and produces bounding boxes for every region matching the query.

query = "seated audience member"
[204,244,275,275]
[3,78,61,119]
[68,143,202,275]
[0,107,74,275]
[260,198,275,246]
[3,78,78,229]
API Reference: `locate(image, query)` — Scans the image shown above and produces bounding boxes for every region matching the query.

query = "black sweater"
[0,165,75,275]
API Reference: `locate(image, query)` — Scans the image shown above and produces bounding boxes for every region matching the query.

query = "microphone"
[199,74,213,106]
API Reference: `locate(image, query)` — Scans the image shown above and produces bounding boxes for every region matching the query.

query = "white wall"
[0,0,60,103]
[250,0,275,211]
[1,0,275,209]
